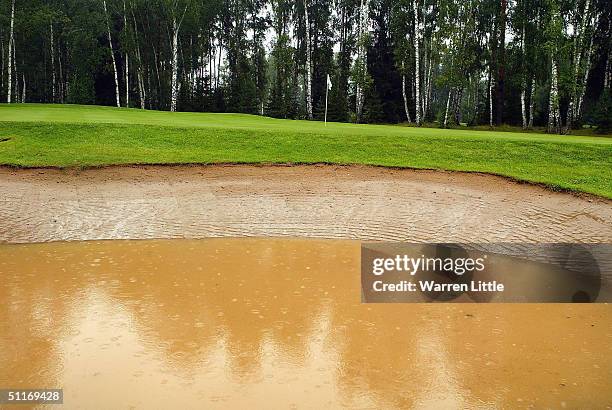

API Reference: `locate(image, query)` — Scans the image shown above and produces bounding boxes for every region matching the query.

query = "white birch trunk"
[58,44,64,102]
[605,47,610,90]
[304,0,313,120]
[548,58,560,133]
[153,46,161,104]
[103,0,121,108]
[488,69,494,127]
[21,73,25,103]
[577,28,595,118]
[528,76,535,128]
[567,0,591,129]
[7,0,15,103]
[51,22,56,103]
[520,25,527,129]
[12,37,18,102]
[216,41,222,89]
[444,88,452,128]
[123,0,129,108]
[423,54,432,120]
[132,10,145,109]
[413,0,422,126]
[355,0,367,122]
[1,39,4,93]
[170,17,179,112]
[520,89,527,129]
[402,73,412,123]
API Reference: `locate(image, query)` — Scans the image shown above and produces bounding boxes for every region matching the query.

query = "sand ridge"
[0,164,610,243]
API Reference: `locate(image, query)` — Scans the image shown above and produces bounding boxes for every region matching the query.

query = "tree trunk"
[548,58,560,133]
[413,0,422,126]
[170,17,180,112]
[423,53,432,120]
[471,76,479,125]
[304,0,313,120]
[123,0,129,108]
[402,75,412,123]
[103,0,121,108]
[1,35,4,93]
[453,87,463,125]
[355,0,367,122]
[444,88,452,128]
[7,0,15,103]
[528,75,535,128]
[605,46,611,90]
[153,46,161,108]
[567,0,591,131]
[131,8,145,109]
[12,38,18,102]
[216,40,222,89]
[577,28,595,118]
[520,25,527,129]
[170,5,187,112]
[58,42,64,102]
[51,22,56,103]
[488,68,494,127]
[496,0,507,126]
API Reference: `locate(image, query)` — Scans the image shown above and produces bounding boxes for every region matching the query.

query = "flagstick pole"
[325,82,329,126]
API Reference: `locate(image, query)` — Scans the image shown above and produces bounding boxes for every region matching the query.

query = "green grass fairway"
[1,103,611,198]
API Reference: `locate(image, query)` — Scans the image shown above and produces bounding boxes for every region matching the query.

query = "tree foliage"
[1,0,610,132]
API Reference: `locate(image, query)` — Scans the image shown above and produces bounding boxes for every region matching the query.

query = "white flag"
[327,74,332,90]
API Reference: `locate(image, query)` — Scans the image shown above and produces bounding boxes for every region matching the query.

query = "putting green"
[0,104,611,198]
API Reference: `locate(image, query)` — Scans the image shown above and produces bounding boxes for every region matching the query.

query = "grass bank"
[1,104,611,198]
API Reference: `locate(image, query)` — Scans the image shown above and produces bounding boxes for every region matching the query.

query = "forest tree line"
[1,0,611,132]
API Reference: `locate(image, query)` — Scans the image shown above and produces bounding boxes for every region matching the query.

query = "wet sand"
[0,165,611,244]
[1,238,611,409]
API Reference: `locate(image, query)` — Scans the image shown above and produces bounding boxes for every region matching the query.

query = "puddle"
[1,238,610,408]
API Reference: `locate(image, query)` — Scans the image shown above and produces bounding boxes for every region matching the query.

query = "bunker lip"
[1,161,611,201]
[0,164,610,244]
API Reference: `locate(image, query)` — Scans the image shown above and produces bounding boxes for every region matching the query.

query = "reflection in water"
[0,239,610,409]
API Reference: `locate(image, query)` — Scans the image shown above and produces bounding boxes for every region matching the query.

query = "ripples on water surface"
[1,239,611,408]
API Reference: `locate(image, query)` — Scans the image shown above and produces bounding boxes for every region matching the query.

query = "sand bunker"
[0,164,610,243]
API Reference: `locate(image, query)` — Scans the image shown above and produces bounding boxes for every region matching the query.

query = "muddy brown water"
[1,238,611,409]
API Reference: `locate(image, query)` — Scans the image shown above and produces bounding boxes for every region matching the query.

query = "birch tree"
[528,9,540,129]
[50,21,56,103]
[304,0,313,119]
[546,2,562,134]
[103,0,121,107]
[123,0,130,108]
[413,0,422,126]
[565,0,590,130]
[131,3,146,109]
[548,58,561,133]
[354,0,369,122]
[520,24,527,129]
[7,0,15,103]
[401,62,412,122]
[169,1,189,112]
[496,0,507,125]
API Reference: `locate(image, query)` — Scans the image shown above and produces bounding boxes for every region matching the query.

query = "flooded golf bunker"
[1,238,611,408]
[1,165,611,243]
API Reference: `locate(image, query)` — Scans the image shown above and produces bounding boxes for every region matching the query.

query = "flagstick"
[325,87,328,126]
